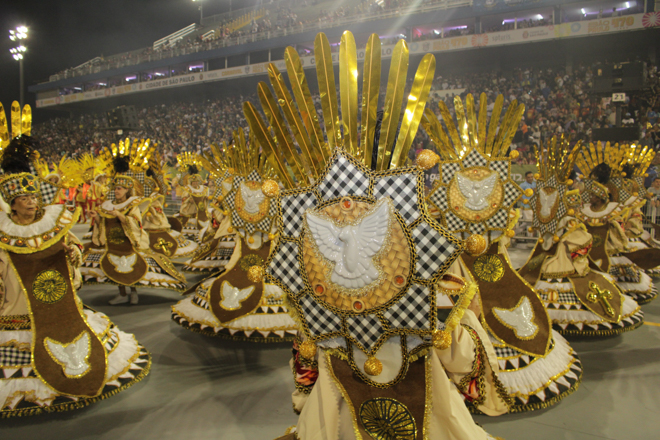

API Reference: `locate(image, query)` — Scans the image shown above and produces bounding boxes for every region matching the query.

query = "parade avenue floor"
[2,224,660,440]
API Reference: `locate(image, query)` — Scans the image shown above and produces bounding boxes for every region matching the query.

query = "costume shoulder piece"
[423,93,524,244]
[247,31,470,386]
[99,196,142,215]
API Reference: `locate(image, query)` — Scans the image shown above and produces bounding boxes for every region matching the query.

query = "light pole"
[192,0,203,25]
[9,26,28,108]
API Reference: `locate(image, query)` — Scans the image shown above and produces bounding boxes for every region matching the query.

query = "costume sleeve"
[66,232,84,290]
[436,309,510,416]
[626,208,645,238]
[290,336,319,415]
[122,206,149,249]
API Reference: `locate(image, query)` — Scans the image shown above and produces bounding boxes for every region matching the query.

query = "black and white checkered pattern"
[428,185,447,211]
[144,257,160,268]
[213,247,234,259]
[489,160,509,180]
[469,221,487,235]
[40,179,60,205]
[540,290,580,303]
[255,215,274,234]
[581,180,593,204]
[223,188,237,212]
[0,346,31,366]
[268,240,305,294]
[142,178,155,198]
[374,173,419,226]
[299,294,342,336]
[383,284,430,329]
[231,211,250,233]
[441,163,461,184]
[493,345,521,359]
[318,155,370,201]
[281,191,318,237]
[486,209,509,229]
[232,174,245,187]
[85,252,102,263]
[444,211,466,231]
[502,181,522,208]
[462,150,488,168]
[246,170,262,183]
[611,265,640,283]
[412,221,458,279]
[346,314,384,352]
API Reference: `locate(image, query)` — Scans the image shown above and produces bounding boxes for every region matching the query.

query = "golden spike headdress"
[612,142,655,204]
[575,141,625,204]
[247,31,467,386]
[528,136,582,238]
[100,138,153,200]
[424,93,525,242]
[0,101,32,155]
[176,151,203,187]
[76,153,112,183]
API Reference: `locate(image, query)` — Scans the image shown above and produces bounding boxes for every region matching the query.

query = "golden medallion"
[235,180,270,223]
[359,398,416,440]
[472,254,505,283]
[447,168,503,223]
[107,226,126,245]
[33,270,68,304]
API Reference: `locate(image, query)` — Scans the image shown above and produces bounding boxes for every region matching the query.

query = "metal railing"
[44,0,470,84]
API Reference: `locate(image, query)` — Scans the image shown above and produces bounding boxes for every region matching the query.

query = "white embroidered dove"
[538,188,558,218]
[220,281,255,310]
[108,253,137,273]
[240,181,265,214]
[457,172,498,211]
[492,297,538,339]
[306,201,390,290]
[45,331,91,377]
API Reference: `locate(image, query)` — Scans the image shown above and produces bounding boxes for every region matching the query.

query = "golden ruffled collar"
[99,196,141,216]
[0,205,79,254]
[185,185,207,196]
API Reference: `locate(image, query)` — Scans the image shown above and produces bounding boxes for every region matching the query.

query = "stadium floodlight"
[192,0,204,23]
[536,14,543,20]
[625,2,630,8]
[9,26,28,107]
[581,8,586,15]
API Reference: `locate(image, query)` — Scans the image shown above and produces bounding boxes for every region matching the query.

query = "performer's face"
[192,180,200,189]
[47,177,59,185]
[12,195,38,219]
[114,186,128,202]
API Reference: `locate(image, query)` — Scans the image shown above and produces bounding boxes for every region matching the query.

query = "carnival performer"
[246,32,504,439]
[80,147,187,305]
[141,151,199,259]
[615,152,660,284]
[574,143,658,305]
[518,137,643,336]
[172,129,296,341]
[181,144,237,273]
[424,97,582,413]
[0,115,150,417]
[175,153,210,240]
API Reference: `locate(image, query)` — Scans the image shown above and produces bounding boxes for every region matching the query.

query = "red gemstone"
[343,200,352,209]
[395,276,405,285]
[353,301,363,311]
[315,284,324,294]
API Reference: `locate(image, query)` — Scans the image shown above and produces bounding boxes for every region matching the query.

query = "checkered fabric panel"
[462,150,488,168]
[246,170,262,183]
[0,346,31,366]
[441,163,461,184]
[318,155,370,201]
[486,209,509,229]
[40,180,60,205]
[233,175,245,186]
[142,179,154,198]
[610,265,641,283]
[374,173,420,225]
[85,252,102,263]
[619,188,632,204]
[282,192,318,237]
[383,284,430,329]
[268,240,305,294]
[299,294,343,336]
[493,345,521,359]
[502,181,522,207]
[565,190,582,208]
[127,171,145,184]
[0,174,39,204]
[213,247,234,259]
[346,314,384,351]
[231,211,247,232]
[540,290,580,303]
[444,211,466,231]
[428,185,447,211]
[469,222,487,235]
[223,189,237,212]
[144,257,160,268]
[489,160,509,180]
[581,180,592,204]
[256,216,273,233]
[412,221,458,279]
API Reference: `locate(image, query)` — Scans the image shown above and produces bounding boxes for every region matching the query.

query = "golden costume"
[172,131,297,341]
[243,31,504,439]
[518,137,643,336]
[175,153,210,241]
[0,105,150,417]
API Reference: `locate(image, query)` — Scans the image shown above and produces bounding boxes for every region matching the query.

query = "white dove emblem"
[240,182,265,214]
[220,281,255,310]
[306,201,390,289]
[108,253,138,273]
[492,297,538,339]
[222,179,233,193]
[44,331,91,377]
[538,188,559,218]
[456,172,498,211]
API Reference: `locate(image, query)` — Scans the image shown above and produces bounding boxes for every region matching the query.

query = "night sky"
[0,0,252,120]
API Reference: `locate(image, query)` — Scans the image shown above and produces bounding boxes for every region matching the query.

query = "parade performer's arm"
[114,205,149,250]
